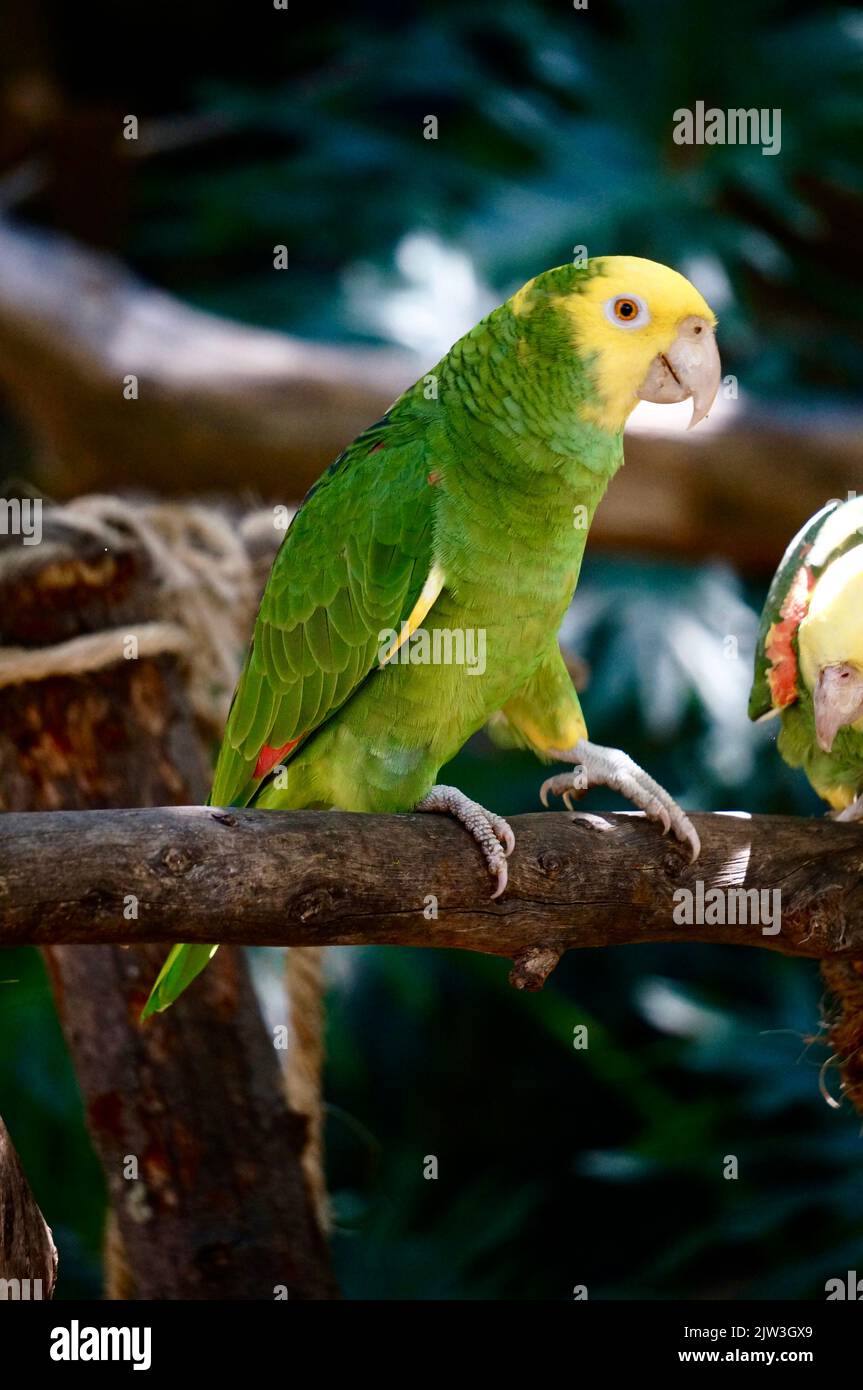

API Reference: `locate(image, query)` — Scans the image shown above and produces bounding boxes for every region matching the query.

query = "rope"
[0,494,286,733]
[0,623,187,688]
[285,946,329,1234]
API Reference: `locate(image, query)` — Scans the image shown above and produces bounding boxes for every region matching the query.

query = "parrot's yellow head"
[798,545,863,751]
[511,255,720,434]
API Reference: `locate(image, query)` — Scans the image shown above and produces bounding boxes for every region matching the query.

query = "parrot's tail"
[284,945,329,1233]
[139,942,219,1020]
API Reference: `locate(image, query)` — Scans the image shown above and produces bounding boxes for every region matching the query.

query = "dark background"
[1,0,862,1299]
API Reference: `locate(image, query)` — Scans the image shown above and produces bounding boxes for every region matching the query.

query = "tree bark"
[1,806,861,966]
[0,1114,57,1297]
[820,958,863,1118]
[42,934,335,1300]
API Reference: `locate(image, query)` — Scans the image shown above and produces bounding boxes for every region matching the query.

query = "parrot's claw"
[833,795,863,823]
[542,738,701,863]
[416,784,514,898]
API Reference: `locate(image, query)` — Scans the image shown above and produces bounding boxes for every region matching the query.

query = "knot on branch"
[151,844,198,877]
[293,886,336,923]
[508,944,563,992]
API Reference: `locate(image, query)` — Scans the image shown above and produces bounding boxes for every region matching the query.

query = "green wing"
[143,410,437,1019]
[749,496,863,721]
[213,411,436,806]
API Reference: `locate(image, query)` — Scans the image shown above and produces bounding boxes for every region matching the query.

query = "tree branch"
[0,215,408,501]
[0,215,860,572]
[2,807,862,968]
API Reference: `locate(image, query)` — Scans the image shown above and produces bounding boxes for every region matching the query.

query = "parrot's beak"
[637,315,721,428]
[813,662,863,752]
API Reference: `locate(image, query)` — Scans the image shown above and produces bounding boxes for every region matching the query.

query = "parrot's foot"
[540,738,701,863]
[415,784,515,899]
[833,795,863,823]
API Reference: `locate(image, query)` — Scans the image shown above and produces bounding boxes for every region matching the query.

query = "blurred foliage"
[123,0,863,399]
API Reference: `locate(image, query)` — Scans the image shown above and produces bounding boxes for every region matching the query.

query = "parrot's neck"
[434,298,626,485]
[427,305,625,607]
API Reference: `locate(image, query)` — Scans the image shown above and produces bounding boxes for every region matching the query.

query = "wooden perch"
[0,215,861,573]
[1,807,862,971]
[0,1115,57,1296]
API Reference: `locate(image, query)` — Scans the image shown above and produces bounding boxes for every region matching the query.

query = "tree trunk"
[0,1114,57,1299]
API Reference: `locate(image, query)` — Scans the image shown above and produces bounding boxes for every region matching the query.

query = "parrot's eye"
[604,294,650,330]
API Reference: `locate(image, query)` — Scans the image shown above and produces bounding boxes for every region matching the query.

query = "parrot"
[749,495,863,818]
[143,254,721,1019]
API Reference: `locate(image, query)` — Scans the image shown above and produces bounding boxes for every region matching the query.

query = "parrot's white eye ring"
[604,294,650,329]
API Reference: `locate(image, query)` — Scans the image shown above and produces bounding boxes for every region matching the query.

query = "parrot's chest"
[400,478,591,731]
[399,565,573,725]
[447,536,579,646]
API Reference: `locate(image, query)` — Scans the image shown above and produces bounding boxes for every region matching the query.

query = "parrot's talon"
[416,784,515,898]
[543,739,701,863]
[834,795,863,823]
[491,816,516,858]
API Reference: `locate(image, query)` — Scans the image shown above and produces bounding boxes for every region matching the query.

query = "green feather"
[139,943,219,1019]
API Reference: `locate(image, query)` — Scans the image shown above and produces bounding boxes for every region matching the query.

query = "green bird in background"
[143,255,721,1019]
[750,496,863,818]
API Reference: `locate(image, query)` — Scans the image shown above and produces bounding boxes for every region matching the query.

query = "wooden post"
[0,516,337,1298]
[0,1115,57,1299]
